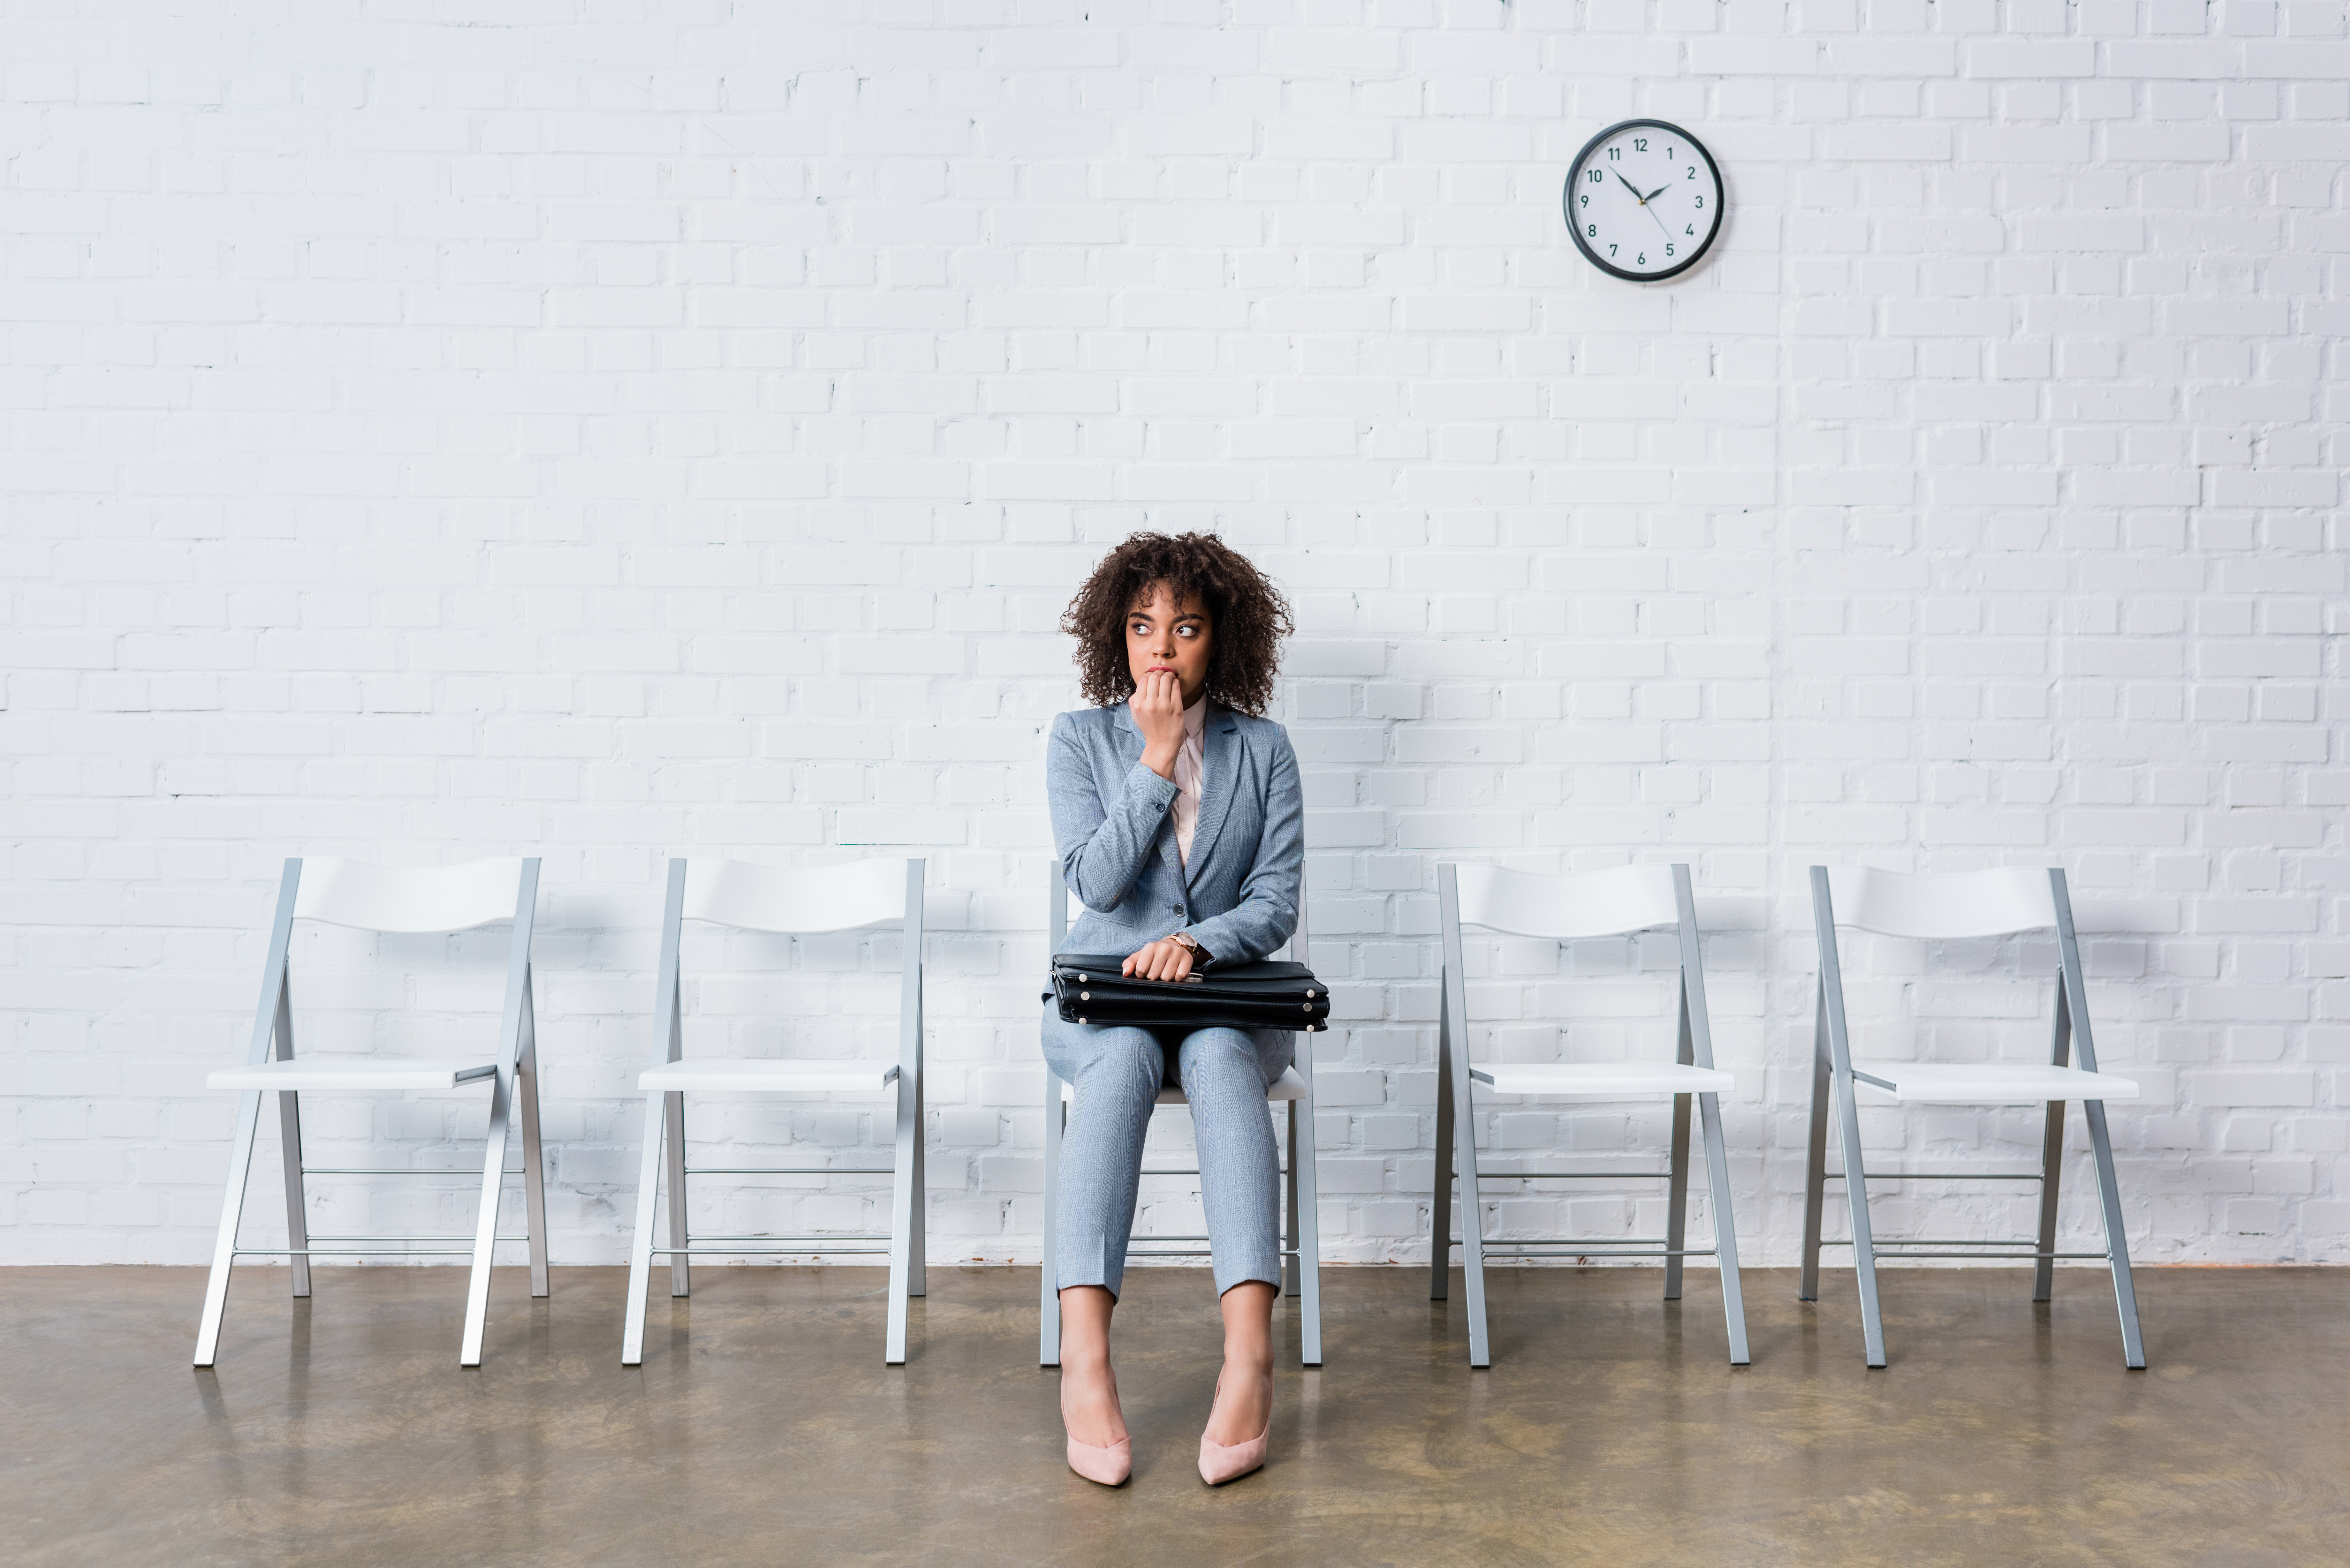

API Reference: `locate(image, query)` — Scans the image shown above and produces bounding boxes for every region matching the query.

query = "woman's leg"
[1175,1026,1292,1446]
[1043,1013,1164,1446]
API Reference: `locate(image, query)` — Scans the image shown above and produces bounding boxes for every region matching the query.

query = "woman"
[1044,531,1302,1488]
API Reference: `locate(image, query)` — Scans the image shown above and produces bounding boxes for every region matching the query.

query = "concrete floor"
[3,1264,2342,1566]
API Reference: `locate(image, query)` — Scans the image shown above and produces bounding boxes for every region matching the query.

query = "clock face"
[1564,119,1724,283]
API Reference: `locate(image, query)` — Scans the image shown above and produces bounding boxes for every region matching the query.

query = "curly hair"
[1061,532,1294,717]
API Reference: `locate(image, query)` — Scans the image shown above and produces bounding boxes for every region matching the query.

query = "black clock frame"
[1563,118,1724,283]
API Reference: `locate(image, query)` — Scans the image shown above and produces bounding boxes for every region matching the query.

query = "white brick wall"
[3,2,2342,1270]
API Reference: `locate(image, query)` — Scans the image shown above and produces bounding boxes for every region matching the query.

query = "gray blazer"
[1046,700,1303,966]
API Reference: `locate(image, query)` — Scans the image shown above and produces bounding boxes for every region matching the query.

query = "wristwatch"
[1169,931,1210,966]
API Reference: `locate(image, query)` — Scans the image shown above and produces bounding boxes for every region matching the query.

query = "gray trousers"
[1042,1006,1293,1299]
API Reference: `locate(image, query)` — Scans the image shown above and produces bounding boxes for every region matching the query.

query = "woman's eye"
[1178,625,1198,637]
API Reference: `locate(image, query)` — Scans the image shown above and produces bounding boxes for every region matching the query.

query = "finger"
[1121,953,1138,976]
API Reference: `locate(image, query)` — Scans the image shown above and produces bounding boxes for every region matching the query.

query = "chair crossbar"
[1824,1170,2044,1183]
[1820,1236,2111,1255]
[1475,1169,1672,1180]
[236,1247,487,1258]
[1476,1244,1720,1258]
[651,1245,894,1256]
[302,1167,529,1177]
[1471,1235,1667,1247]
[682,1166,895,1176]
[306,1232,532,1244]
[686,1233,891,1243]
[1847,1249,2110,1261]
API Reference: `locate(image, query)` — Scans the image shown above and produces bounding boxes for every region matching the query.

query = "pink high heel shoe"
[1061,1376,1132,1487]
[1197,1371,1271,1486]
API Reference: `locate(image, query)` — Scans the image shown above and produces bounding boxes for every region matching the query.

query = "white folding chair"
[193,856,548,1368]
[1433,861,1748,1369]
[622,857,928,1367]
[1038,862,1324,1368]
[1802,865,2145,1369]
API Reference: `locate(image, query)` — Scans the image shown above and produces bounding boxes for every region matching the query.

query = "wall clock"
[1563,119,1724,282]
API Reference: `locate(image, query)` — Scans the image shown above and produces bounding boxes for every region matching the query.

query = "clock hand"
[1644,203,1674,243]
[1612,170,1647,202]
[1643,183,1672,203]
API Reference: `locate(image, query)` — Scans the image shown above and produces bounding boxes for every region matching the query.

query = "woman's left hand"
[1122,939,1196,983]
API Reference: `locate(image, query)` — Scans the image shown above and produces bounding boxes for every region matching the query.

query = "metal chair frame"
[193,856,549,1369]
[1038,861,1324,1368]
[1800,864,2146,1370]
[1432,861,1749,1369]
[622,856,928,1367]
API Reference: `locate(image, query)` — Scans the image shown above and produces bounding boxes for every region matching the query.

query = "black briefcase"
[1049,954,1330,1032]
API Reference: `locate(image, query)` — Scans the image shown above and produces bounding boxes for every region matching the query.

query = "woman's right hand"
[1132,667,1186,779]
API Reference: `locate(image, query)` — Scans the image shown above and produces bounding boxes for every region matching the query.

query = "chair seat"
[1470,1062,1736,1098]
[1059,1064,1309,1107]
[639,1059,901,1095]
[1849,1061,2138,1104]
[208,1058,498,1092]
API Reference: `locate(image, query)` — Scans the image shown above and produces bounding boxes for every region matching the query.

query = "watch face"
[1565,119,1723,282]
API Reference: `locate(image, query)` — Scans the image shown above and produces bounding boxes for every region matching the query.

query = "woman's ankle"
[1221,1341,1274,1377]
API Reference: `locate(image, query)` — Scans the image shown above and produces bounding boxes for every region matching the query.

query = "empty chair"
[622,857,928,1367]
[1432,861,1749,1369]
[1801,865,2145,1369]
[1039,862,1324,1368]
[194,856,549,1368]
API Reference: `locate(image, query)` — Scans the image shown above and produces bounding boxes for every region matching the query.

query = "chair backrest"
[1452,862,1682,940]
[292,857,530,934]
[1822,866,2058,939]
[682,856,912,934]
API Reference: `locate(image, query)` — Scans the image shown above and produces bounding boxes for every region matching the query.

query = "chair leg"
[459,1061,516,1368]
[1430,1011,1455,1303]
[519,1024,550,1300]
[1697,1091,1749,1365]
[1294,1065,1323,1368]
[1664,1091,1693,1302]
[2035,981,2071,1304]
[1831,1064,1886,1369]
[2034,1100,2066,1304]
[1284,1100,1302,1300]
[2085,1099,2147,1369]
[1798,994,1831,1303]
[1444,978,1491,1368]
[885,1069,918,1366]
[908,1070,928,1300]
[620,1090,666,1366]
[663,1091,690,1298]
[275,1089,312,1300]
[1039,1072,1064,1368]
[193,1089,266,1367]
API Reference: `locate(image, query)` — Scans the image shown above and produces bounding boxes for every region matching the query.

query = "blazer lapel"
[1185,707,1243,886]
